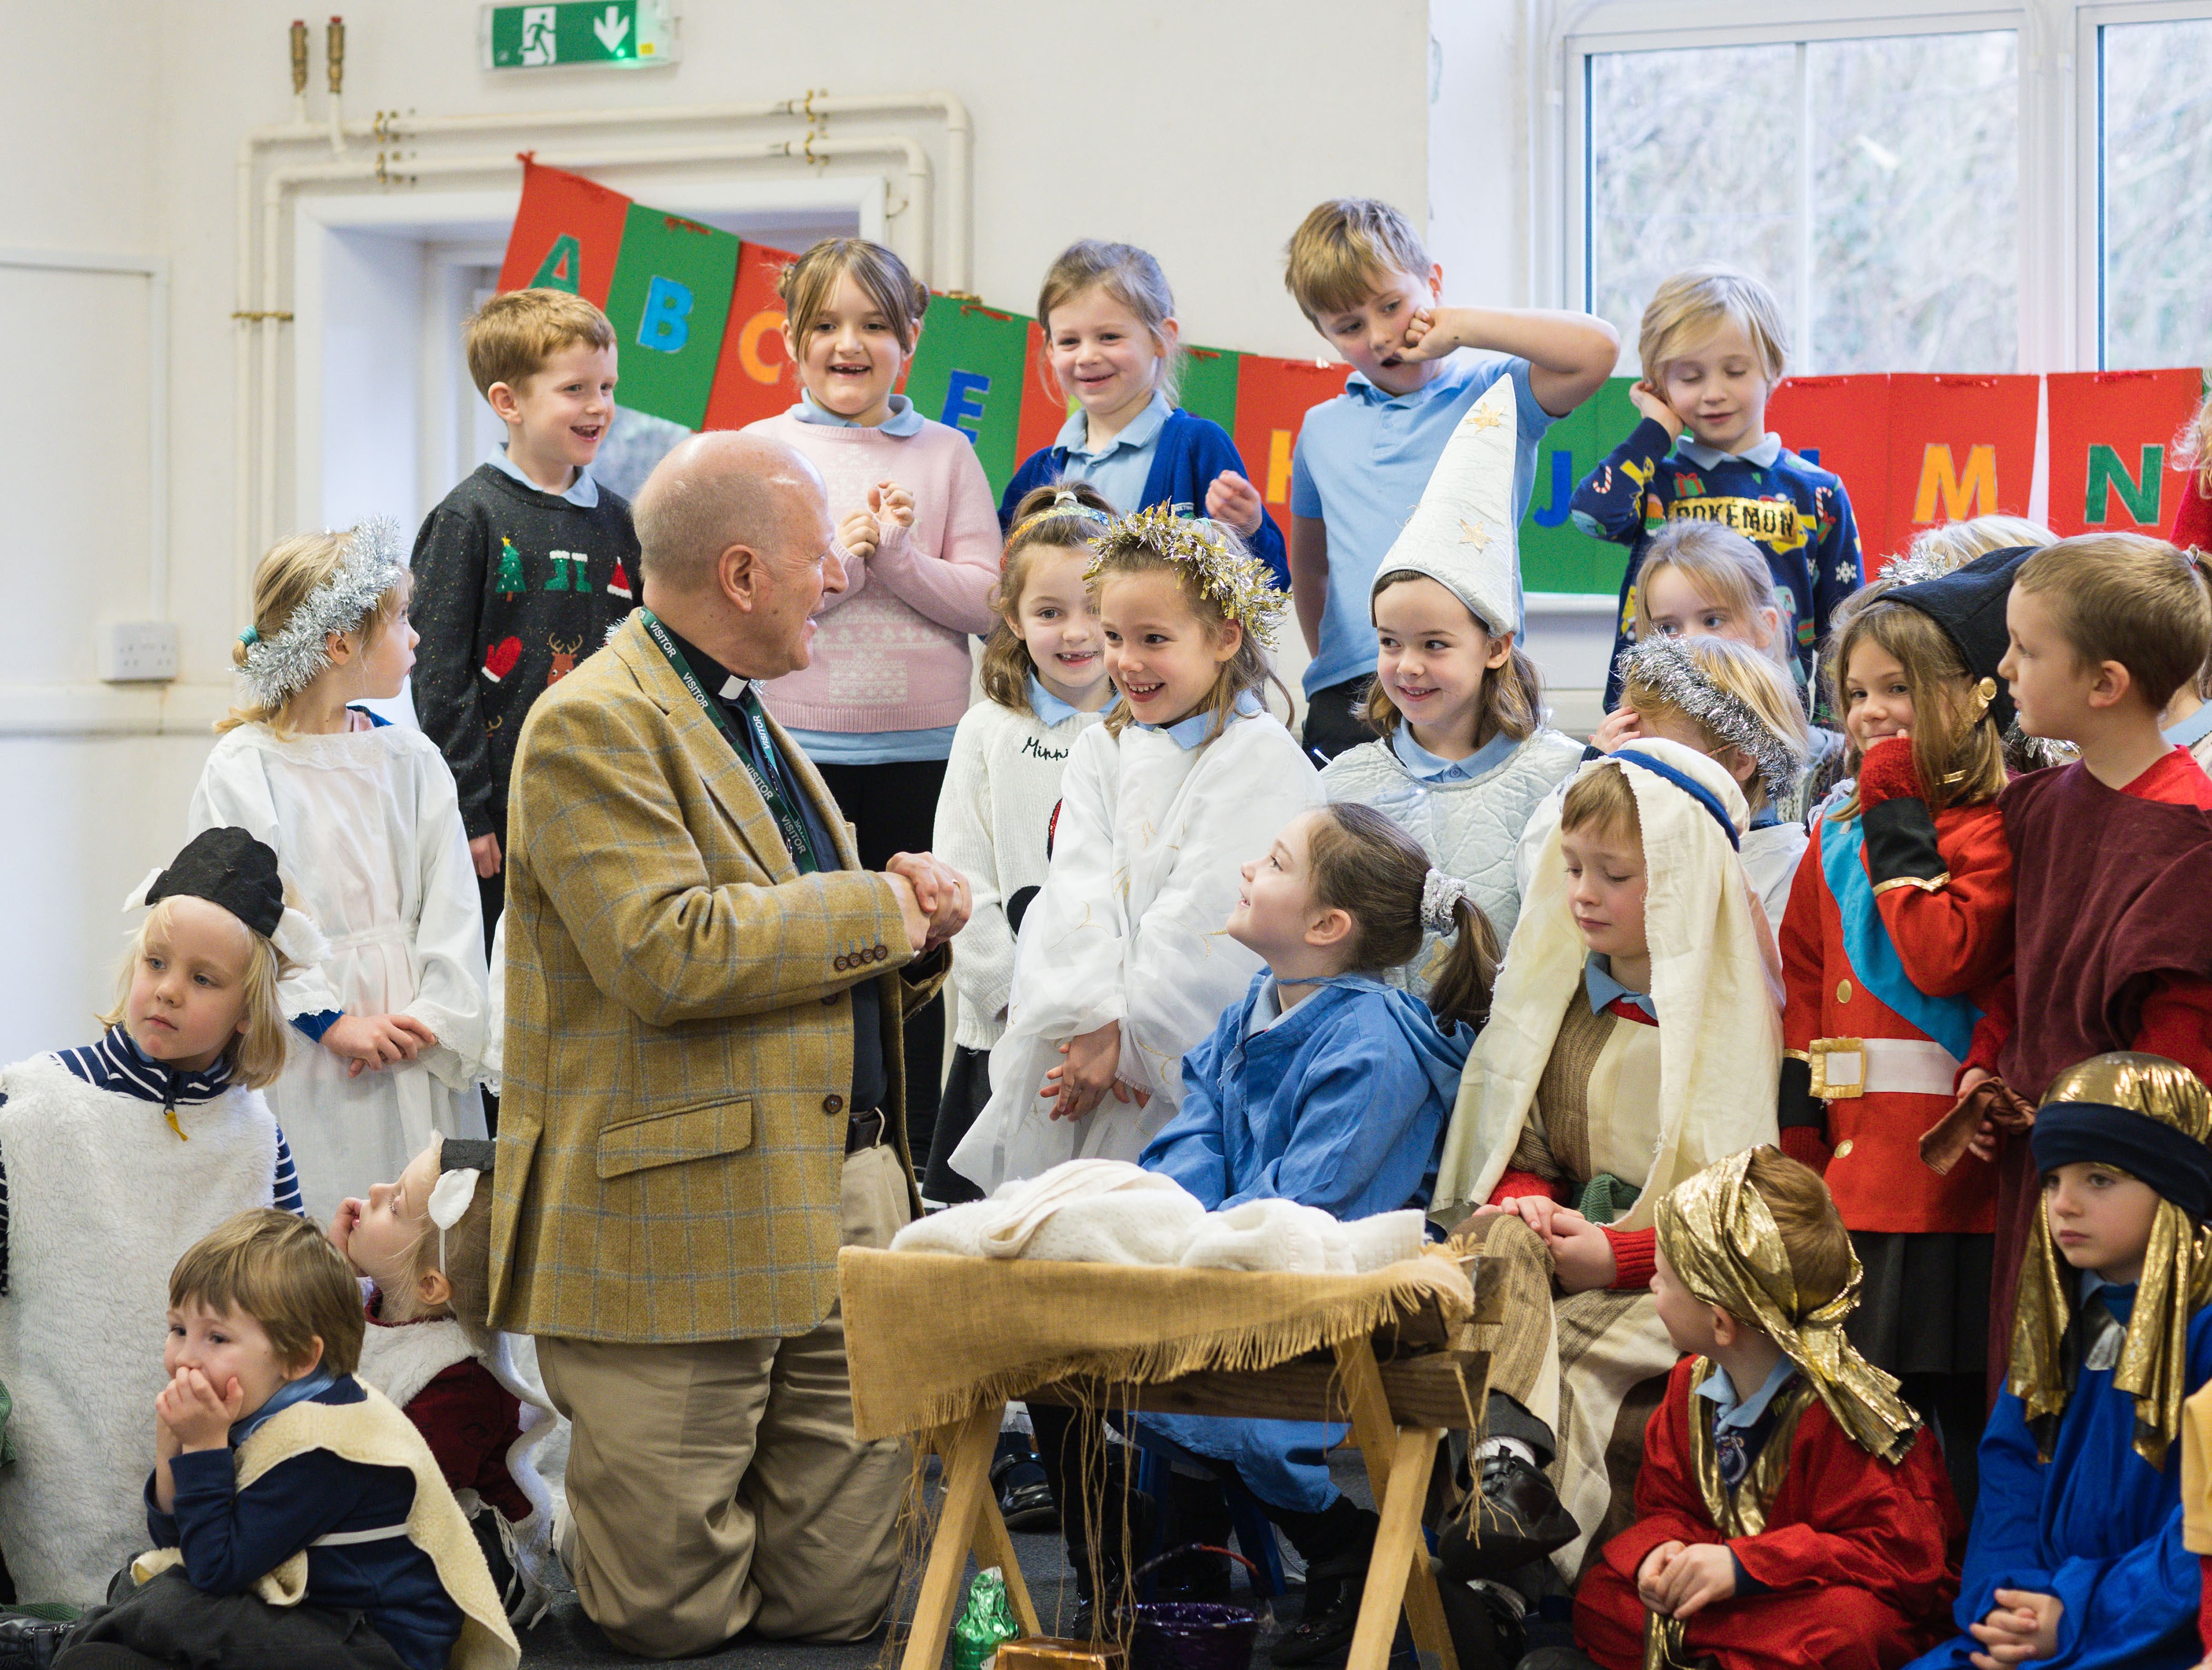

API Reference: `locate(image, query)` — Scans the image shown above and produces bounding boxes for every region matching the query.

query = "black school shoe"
[0,1615,70,1670]
[1437,1451,1578,1581]
[991,1450,1061,1534]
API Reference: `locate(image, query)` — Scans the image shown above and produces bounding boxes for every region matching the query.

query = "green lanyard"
[638,608,821,875]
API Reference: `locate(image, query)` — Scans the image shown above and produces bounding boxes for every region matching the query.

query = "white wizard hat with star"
[1369,374,1521,636]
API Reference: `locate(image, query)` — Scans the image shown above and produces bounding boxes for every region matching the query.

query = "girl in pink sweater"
[744,236,1002,1160]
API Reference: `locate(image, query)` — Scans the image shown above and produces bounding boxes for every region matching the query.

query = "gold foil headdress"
[2012,1053,2212,1468]
[1654,1148,1919,1464]
[1085,502,1286,649]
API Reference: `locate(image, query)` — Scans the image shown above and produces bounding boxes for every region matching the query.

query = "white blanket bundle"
[891,1159,1426,1275]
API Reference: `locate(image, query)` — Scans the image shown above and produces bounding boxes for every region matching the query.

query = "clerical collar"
[53,1024,234,1110]
[659,622,751,705]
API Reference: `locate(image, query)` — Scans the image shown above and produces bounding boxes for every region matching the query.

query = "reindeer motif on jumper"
[544,550,589,592]
[546,631,584,684]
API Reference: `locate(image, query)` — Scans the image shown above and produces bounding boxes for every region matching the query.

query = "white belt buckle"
[1809,1037,1865,1100]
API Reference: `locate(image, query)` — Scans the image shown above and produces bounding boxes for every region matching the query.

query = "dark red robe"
[1965,748,2212,1392]
[1574,1356,1963,1670]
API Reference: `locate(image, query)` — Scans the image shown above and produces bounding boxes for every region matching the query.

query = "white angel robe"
[189,713,489,1217]
[949,701,1322,1194]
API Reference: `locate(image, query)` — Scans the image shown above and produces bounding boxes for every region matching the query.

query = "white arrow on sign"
[592,5,630,51]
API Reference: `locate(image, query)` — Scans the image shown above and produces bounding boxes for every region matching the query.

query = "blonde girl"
[1001,240,1289,587]
[744,235,1002,1168]
[1611,634,1813,929]
[946,508,1321,1193]
[0,828,320,1603]
[1775,549,2025,1482]
[923,483,1118,1204]
[192,522,489,1218]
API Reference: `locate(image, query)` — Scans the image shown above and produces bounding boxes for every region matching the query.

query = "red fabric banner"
[2045,369,2205,537]
[1767,375,1894,570]
[496,156,631,305]
[1883,373,2040,560]
[699,242,798,433]
[1230,358,1354,541]
[1014,321,1070,472]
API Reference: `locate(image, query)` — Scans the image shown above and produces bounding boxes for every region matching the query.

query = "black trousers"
[815,758,950,1164]
[1299,676,1378,763]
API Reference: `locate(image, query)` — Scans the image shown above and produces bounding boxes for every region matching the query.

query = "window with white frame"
[1585,28,2020,375]
[2098,15,2212,368]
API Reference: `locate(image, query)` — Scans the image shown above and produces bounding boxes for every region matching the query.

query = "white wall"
[0,0,1530,1060]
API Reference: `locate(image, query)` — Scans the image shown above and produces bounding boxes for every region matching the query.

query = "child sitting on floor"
[1435,740,1783,1585]
[331,1135,560,1626]
[0,1209,517,1669]
[1905,1054,2212,1670]
[1562,1147,1962,1670]
[0,828,318,1607]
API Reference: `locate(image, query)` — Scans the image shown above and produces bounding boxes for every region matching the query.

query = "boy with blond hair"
[1573,266,1862,709]
[410,289,640,948]
[1949,532,2212,1389]
[1274,198,1618,760]
[0,1209,517,1669]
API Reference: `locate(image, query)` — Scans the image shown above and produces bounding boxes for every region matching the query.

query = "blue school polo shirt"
[1051,390,1173,520]
[1289,353,1551,696]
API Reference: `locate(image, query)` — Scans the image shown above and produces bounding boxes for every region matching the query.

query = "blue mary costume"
[1134,970,1473,1511]
[1907,1053,2212,1670]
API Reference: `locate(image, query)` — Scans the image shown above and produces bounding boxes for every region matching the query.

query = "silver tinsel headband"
[1615,636,1805,801]
[236,518,409,710]
[1085,502,1286,650]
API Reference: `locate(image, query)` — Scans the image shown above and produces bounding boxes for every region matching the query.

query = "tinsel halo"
[236,518,409,710]
[1083,502,1286,649]
[1615,635,1805,801]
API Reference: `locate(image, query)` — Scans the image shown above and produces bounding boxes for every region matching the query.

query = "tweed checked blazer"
[490,610,937,1343]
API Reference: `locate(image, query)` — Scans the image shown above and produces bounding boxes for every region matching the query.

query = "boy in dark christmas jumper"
[1574,267,1861,710]
[408,288,640,950]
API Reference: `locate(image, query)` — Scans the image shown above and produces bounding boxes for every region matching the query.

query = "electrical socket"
[98,621,180,684]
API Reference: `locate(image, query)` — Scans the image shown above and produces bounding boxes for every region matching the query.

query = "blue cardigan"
[998,409,1290,589]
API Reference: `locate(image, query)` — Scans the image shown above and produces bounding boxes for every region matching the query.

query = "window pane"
[1809,31,2017,373]
[2102,19,2212,369]
[1588,43,1799,373]
[593,404,690,502]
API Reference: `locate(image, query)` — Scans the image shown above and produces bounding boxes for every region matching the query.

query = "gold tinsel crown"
[1083,503,1286,649]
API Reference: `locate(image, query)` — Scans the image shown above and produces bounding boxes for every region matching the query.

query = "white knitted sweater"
[933,695,1107,1051]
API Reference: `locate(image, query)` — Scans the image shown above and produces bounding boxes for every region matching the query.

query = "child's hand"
[839,506,882,562]
[1636,1540,1685,1608]
[1956,1068,2001,1161]
[1630,379,1687,439]
[1969,1588,2062,1667]
[1204,471,1266,539]
[329,1196,362,1258]
[322,1013,438,1078]
[1648,1541,1737,1619]
[868,480,916,531]
[1397,307,1458,364]
[1043,1022,1124,1120]
[1494,1193,1567,1238]
[156,1366,245,1452]
[1589,706,1643,754]
[154,1406,184,1463]
[1546,1211,1620,1293]
[469,833,503,879]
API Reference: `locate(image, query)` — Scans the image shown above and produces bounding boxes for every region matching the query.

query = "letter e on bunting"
[496,156,633,305]
[700,241,799,431]
[1231,357,1352,543]
[2045,369,2204,537]
[902,294,1031,497]
[602,203,742,430]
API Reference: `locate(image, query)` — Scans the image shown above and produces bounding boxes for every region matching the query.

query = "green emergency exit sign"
[482,1,679,69]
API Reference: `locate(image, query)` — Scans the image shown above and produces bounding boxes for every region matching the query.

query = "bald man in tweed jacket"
[491,431,968,1657]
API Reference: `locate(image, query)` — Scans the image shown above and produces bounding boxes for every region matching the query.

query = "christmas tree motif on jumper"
[547,632,583,683]
[495,537,526,598]
[607,556,633,600]
[482,637,521,685]
[545,550,588,592]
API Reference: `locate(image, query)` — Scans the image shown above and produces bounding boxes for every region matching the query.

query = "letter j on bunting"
[601,203,740,430]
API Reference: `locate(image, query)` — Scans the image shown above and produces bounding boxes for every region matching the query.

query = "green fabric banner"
[903,295,1032,496]
[1178,346,1241,435]
[602,203,741,430]
[1519,377,1640,597]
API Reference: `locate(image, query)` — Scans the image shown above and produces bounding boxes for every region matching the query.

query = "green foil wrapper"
[951,1566,1019,1670]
